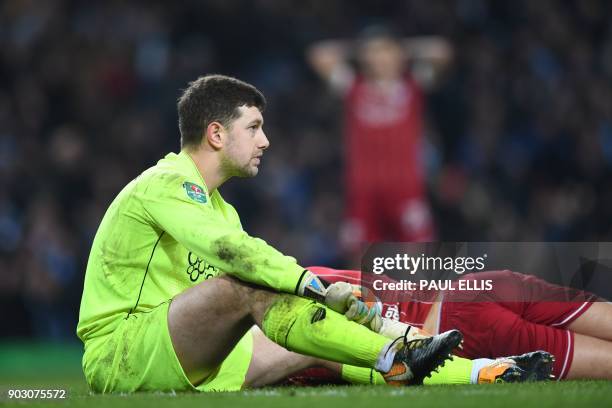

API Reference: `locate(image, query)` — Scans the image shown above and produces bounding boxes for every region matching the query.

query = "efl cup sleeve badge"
[183,182,207,204]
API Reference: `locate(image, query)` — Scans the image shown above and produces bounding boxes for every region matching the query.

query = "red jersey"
[310,266,597,379]
[344,75,425,196]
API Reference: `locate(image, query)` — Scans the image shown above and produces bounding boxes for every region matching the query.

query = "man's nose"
[260,130,270,150]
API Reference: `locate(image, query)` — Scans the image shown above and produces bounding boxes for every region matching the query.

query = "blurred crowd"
[1,0,611,340]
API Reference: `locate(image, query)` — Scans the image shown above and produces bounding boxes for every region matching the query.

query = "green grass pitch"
[1,343,610,408]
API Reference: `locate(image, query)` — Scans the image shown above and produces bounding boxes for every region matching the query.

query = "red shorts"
[437,270,595,379]
[343,192,434,245]
[310,267,595,379]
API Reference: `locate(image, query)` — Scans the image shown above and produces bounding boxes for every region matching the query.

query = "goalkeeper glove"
[325,281,382,332]
[295,270,384,332]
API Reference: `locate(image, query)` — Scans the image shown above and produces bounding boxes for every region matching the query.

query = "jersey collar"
[175,150,210,196]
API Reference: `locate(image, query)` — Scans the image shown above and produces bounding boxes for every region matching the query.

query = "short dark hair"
[177,74,266,148]
[356,24,402,49]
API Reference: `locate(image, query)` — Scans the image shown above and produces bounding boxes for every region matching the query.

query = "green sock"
[342,365,386,385]
[262,294,390,369]
[424,355,472,384]
[341,355,474,385]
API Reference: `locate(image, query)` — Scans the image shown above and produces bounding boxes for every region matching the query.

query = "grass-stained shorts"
[82,300,253,393]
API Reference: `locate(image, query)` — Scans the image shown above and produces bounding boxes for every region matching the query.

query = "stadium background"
[0,0,611,381]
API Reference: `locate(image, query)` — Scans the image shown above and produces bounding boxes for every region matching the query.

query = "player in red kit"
[308,266,612,381]
[308,27,452,247]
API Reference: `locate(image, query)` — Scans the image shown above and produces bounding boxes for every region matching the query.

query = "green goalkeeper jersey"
[77,150,305,345]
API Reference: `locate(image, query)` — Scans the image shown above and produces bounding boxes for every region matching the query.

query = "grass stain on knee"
[263,295,309,347]
[270,294,302,315]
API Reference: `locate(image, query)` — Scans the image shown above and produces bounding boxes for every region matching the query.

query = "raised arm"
[402,36,454,90]
[306,39,355,94]
[306,36,453,91]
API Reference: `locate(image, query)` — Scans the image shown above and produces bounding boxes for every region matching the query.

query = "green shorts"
[82,300,253,393]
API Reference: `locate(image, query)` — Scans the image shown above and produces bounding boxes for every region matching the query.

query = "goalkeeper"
[76,74,462,393]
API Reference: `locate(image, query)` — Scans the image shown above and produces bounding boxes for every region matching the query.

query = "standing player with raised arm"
[307,26,451,251]
[77,75,462,393]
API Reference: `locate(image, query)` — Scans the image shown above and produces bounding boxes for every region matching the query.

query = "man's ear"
[205,122,224,150]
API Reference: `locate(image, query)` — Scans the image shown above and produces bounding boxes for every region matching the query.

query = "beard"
[220,153,258,178]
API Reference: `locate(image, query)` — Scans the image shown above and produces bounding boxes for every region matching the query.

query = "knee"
[208,274,277,317]
[176,275,251,321]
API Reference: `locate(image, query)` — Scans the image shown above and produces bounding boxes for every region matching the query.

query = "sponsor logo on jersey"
[186,252,218,281]
[183,182,207,203]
